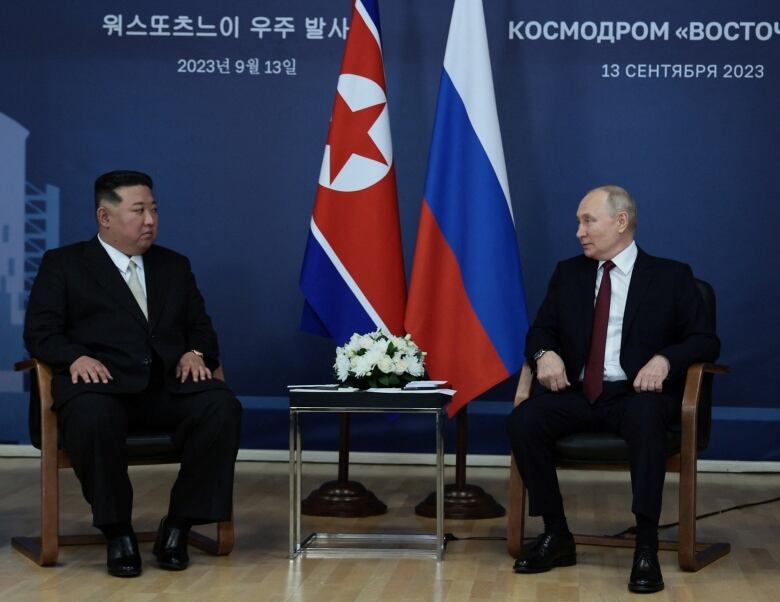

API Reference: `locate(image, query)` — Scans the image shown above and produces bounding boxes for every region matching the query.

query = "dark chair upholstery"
[12,358,235,567]
[506,279,730,571]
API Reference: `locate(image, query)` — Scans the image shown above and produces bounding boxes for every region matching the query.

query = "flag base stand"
[301,413,388,517]
[414,483,505,520]
[414,406,505,520]
[301,480,387,517]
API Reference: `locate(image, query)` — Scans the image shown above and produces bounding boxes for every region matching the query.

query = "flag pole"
[301,412,387,517]
[414,405,505,519]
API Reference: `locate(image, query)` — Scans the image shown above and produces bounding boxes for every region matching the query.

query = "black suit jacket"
[24,237,228,406]
[525,247,720,395]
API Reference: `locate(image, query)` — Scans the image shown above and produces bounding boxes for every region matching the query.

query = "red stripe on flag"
[339,4,385,86]
[405,200,509,416]
[313,168,406,334]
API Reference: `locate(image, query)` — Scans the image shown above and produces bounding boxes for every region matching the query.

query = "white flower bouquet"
[334,329,426,389]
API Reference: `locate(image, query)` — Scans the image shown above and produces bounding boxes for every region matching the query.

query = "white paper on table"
[403,380,448,389]
[288,387,358,393]
[366,388,456,396]
[286,384,339,390]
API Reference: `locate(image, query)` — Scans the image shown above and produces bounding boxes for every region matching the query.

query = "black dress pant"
[506,382,680,523]
[57,387,242,528]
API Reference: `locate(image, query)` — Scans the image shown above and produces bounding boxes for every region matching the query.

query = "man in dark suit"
[507,185,719,594]
[24,170,242,577]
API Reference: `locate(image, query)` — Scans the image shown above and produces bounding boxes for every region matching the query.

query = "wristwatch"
[533,348,549,362]
[190,349,204,358]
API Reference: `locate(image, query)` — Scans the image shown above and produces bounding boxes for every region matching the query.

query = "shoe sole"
[514,553,577,574]
[108,568,142,578]
[157,561,188,571]
[628,582,665,594]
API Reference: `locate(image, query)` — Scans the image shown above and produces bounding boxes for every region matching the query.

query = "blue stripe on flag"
[360,0,382,41]
[423,70,528,373]
[300,232,376,345]
[300,299,330,337]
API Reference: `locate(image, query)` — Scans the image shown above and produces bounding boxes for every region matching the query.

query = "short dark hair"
[94,170,153,210]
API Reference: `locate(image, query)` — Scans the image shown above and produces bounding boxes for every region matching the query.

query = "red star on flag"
[328,92,387,184]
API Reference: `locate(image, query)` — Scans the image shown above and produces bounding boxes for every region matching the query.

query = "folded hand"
[70,355,113,384]
[633,355,670,393]
[176,352,212,383]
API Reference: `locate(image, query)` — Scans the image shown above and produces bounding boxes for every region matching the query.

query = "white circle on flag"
[318,74,393,192]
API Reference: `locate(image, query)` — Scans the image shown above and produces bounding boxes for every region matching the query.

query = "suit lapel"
[578,258,599,359]
[622,247,654,344]
[83,237,149,328]
[143,247,169,330]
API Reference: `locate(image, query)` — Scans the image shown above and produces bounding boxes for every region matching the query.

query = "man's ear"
[617,211,628,232]
[96,205,111,227]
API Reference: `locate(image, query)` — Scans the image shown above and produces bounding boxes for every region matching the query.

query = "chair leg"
[40,444,60,565]
[678,447,730,571]
[507,457,527,558]
[216,520,234,555]
[12,441,60,566]
[678,442,697,570]
[188,521,234,556]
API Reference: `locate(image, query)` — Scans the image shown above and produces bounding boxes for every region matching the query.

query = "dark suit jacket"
[525,247,720,396]
[24,237,228,407]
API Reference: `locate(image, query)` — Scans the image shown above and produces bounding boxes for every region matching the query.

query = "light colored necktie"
[126,260,148,319]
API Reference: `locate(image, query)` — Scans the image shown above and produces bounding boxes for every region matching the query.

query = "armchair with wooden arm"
[11,358,235,567]
[506,279,730,572]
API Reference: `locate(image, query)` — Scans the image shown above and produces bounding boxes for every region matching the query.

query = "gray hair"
[595,184,637,233]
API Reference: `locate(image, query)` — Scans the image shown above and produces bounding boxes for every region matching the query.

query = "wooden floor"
[0,457,778,601]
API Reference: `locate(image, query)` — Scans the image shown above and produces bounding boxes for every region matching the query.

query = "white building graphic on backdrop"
[0,112,59,392]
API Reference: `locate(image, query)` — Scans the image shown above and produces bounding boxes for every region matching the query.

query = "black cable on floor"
[445,533,506,541]
[610,494,780,538]
[445,494,780,542]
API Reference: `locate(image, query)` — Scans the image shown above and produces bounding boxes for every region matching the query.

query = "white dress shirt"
[97,234,147,298]
[580,240,638,382]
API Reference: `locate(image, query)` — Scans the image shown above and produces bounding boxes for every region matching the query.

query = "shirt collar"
[97,234,145,273]
[600,240,637,275]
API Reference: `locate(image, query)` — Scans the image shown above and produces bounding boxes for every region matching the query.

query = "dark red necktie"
[583,260,615,403]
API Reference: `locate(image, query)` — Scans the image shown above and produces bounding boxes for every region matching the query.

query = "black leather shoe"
[106,533,142,578]
[629,546,664,594]
[513,532,577,574]
[153,517,190,571]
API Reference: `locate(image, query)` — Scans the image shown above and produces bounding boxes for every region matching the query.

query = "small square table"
[288,389,449,560]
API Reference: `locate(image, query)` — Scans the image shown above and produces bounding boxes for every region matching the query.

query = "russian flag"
[300,0,406,345]
[405,0,529,416]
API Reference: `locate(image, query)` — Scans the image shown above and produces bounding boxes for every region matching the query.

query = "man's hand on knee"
[536,351,570,392]
[70,356,113,384]
[176,352,212,383]
[633,355,670,393]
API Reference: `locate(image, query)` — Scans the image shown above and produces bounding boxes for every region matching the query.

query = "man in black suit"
[507,185,719,594]
[24,170,242,577]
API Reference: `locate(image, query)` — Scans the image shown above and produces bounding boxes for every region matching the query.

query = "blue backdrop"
[1,1,778,460]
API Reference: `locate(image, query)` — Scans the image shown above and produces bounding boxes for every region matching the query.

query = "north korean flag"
[300,0,406,345]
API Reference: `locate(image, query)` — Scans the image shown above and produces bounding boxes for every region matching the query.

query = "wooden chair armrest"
[15,358,57,457]
[514,362,534,407]
[14,358,39,372]
[15,358,54,408]
[681,362,728,412]
[679,362,728,467]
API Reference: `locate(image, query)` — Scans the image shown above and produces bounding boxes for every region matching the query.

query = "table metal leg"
[435,409,444,560]
[289,410,297,558]
[295,413,302,550]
